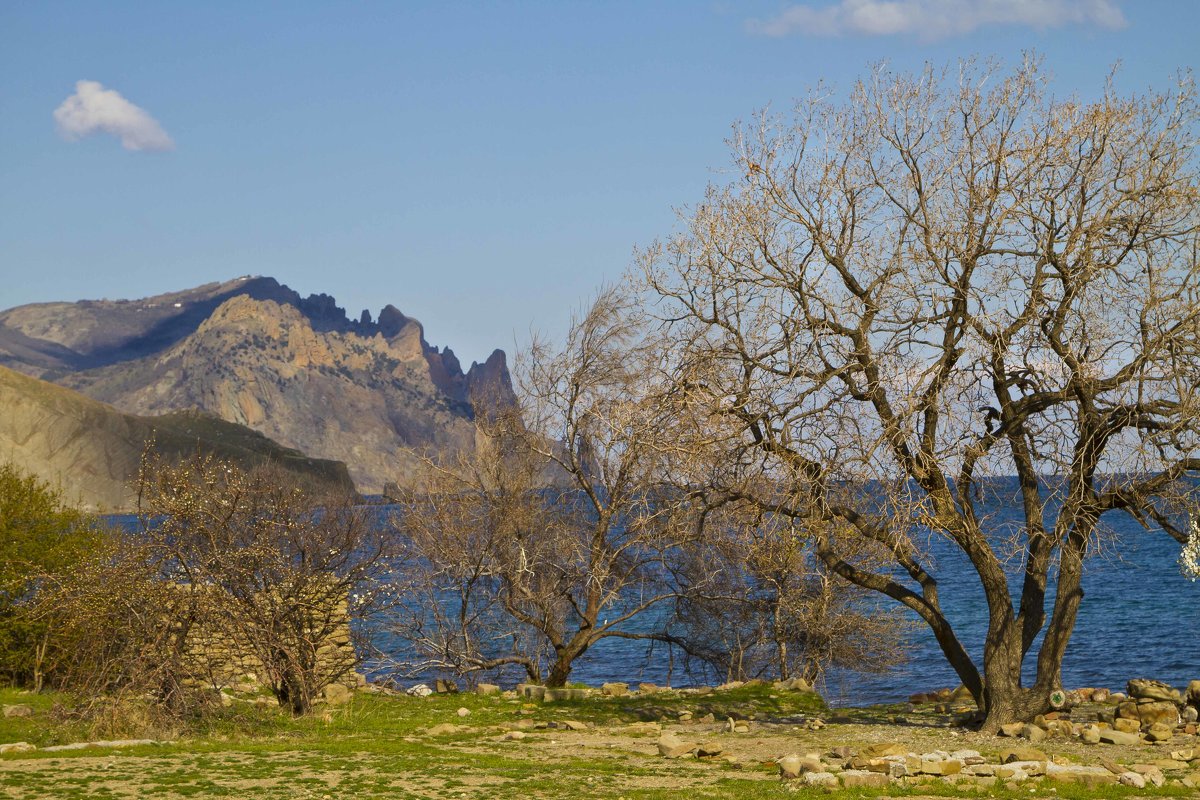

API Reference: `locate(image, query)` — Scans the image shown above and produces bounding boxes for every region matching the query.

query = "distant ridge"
[0,365,354,511]
[0,277,515,492]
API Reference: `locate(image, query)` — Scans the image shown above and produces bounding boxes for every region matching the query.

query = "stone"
[1130,764,1165,786]
[1099,728,1142,745]
[1044,763,1118,786]
[1020,723,1047,743]
[561,720,588,731]
[622,722,660,736]
[1092,687,1111,703]
[802,771,838,787]
[2,705,32,718]
[998,722,1024,737]
[435,678,458,694]
[1128,678,1181,703]
[521,685,546,702]
[1146,722,1173,742]
[0,742,35,754]
[475,683,500,696]
[696,742,724,758]
[1119,772,1146,788]
[993,764,1029,780]
[919,759,962,776]
[504,730,527,741]
[846,756,889,772]
[1137,700,1180,727]
[777,754,821,778]
[456,707,470,718]
[601,682,629,697]
[840,769,889,787]
[1080,725,1101,744]
[999,746,1047,763]
[322,683,353,706]
[406,683,433,697]
[861,741,907,758]
[1187,680,1200,707]
[1113,717,1141,733]
[637,683,661,694]
[425,723,466,736]
[1183,705,1199,723]
[657,734,696,759]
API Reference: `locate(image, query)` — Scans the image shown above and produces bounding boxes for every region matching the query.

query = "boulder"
[1080,725,1102,744]
[1119,772,1146,789]
[840,769,889,787]
[696,742,724,758]
[1099,728,1142,746]
[475,683,500,696]
[1128,679,1180,703]
[657,734,696,759]
[456,707,470,718]
[561,720,588,731]
[999,746,1047,764]
[434,678,458,694]
[998,722,1024,737]
[802,771,839,787]
[1145,722,1173,742]
[503,731,527,741]
[2,704,32,718]
[778,754,821,778]
[1187,680,1200,708]
[406,683,433,697]
[1020,723,1047,743]
[601,682,629,697]
[1113,717,1141,733]
[861,741,907,758]
[322,683,354,706]
[1136,700,1180,727]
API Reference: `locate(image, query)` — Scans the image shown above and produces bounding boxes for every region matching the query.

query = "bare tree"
[642,58,1200,729]
[392,290,696,687]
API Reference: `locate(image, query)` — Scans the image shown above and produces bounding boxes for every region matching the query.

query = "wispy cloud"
[747,0,1128,39]
[53,80,174,152]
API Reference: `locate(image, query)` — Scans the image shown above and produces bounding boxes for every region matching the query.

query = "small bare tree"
[643,58,1200,729]
[133,454,388,715]
[392,290,696,687]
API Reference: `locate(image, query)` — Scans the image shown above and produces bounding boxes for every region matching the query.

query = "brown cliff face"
[0,278,515,493]
[0,365,354,512]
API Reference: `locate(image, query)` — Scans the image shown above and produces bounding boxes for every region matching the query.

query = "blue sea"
[108,483,1200,706]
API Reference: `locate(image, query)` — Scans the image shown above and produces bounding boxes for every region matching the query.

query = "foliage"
[0,462,97,688]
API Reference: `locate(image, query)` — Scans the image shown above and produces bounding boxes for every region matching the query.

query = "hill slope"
[0,365,354,511]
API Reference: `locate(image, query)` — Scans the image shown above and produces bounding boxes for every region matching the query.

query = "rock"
[1137,700,1181,727]
[1099,728,1142,745]
[601,682,629,697]
[503,731,527,741]
[456,707,470,718]
[1044,763,1118,786]
[778,754,821,778]
[621,722,661,736]
[657,734,697,759]
[1187,680,1200,707]
[475,683,500,696]
[520,685,546,702]
[426,723,466,736]
[1080,725,1101,744]
[1146,722,1173,742]
[919,759,962,776]
[406,683,433,697]
[435,678,458,694]
[637,683,661,694]
[1131,764,1165,786]
[840,769,889,787]
[696,742,724,758]
[2,704,32,718]
[861,742,907,758]
[0,742,35,754]
[322,683,353,706]
[561,720,588,731]
[1119,772,1146,788]
[1183,705,1199,723]
[999,746,1048,763]
[803,771,839,787]
[1113,717,1141,733]
[1129,679,1181,703]
[1020,723,1047,743]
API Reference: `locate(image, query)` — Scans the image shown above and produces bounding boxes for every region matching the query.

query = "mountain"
[0,365,354,511]
[0,277,515,492]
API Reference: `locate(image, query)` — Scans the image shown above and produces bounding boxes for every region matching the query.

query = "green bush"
[0,462,98,687]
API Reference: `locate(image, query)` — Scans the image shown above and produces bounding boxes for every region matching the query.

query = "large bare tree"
[642,58,1200,729]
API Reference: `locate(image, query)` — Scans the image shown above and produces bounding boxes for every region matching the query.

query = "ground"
[1,685,1197,799]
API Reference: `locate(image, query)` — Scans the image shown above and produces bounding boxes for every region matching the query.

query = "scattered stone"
[777,754,821,778]
[406,683,433,697]
[1020,723,1047,743]
[561,720,588,731]
[1136,700,1181,727]
[1129,679,1181,704]
[1112,717,1141,733]
[840,769,889,787]
[1044,762,1117,786]
[637,683,661,694]
[504,730,527,741]
[1119,772,1146,788]
[802,771,839,788]
[918,759,962,776]
[657,734,697,759]
[0,742,35,754]
[322,683,353,706]
[456,707,470,718]
[696,742,724,758]
[601,682,628,697]
[1130,764,1166,786]
[1099,728,1142,746]
[1080,725,1101,744]
[828,745,854,760]
[998,746,1047,763]
[861,741,907,758]
[475,683,500,696]
[1146,722,1173,742]
[998,722,1024,737]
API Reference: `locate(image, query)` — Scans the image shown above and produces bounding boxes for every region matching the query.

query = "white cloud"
[53,80,174,152]
[747,0,1128,39]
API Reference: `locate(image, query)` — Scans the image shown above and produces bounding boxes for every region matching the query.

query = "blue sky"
[1,1,1196,363]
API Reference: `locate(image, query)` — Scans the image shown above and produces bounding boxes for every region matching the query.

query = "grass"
[2,686,1196,799]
